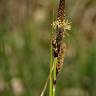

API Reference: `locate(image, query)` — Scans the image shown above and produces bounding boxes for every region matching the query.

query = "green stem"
[49,39,53,96]
[50,1,55,95]
[53,58,57,96]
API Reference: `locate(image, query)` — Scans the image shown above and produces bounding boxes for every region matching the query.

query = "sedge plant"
[40,0,71,96]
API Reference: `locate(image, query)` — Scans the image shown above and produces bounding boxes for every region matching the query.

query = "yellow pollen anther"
[52,19,71,30]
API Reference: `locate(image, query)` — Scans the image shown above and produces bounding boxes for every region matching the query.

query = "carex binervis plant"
[40,0,71,96]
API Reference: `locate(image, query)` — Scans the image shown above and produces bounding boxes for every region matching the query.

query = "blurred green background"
[0,0,96,96]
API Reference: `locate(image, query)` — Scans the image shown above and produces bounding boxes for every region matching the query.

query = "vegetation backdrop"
[0,0,96,96]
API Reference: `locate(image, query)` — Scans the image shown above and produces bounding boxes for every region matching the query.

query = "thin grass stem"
[49,1,55,96]
[49,39,53,96]
[53,58,57,96]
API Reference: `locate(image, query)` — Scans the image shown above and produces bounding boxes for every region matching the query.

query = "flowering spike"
[57,0,65,21]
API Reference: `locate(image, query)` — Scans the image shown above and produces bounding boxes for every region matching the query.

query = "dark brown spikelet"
[56,43,66,75]
[52,0,66,76]
[56,0,65,48]
[56,0,65,75]
[56,26,64,49]
[57,0,65,21]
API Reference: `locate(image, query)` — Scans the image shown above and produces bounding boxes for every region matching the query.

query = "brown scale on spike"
[57,0,65,22]
[56,0,65,48]
[56,43,66,75]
